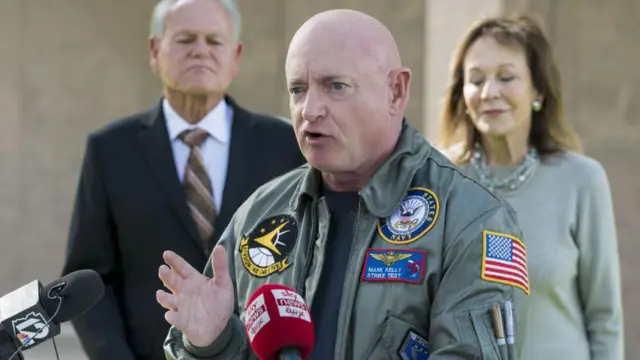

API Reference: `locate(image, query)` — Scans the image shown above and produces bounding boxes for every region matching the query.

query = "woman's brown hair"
[437,13,582,163]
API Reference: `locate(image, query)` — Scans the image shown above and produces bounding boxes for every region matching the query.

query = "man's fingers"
[156,289,178,311]
[164,310,186,330]
[211,245,230,281]
[163,250,197,278]
[159,265,182,293]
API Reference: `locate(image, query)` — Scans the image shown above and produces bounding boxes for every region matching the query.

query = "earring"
[532,99,542,112]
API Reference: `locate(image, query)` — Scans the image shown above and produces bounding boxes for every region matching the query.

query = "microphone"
[0,269,105,360]
[242,284,314,360]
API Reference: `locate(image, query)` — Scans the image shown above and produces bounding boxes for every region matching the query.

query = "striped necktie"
[178,128,216,253]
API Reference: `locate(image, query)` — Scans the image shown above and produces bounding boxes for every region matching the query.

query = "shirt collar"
[163,97,232,144]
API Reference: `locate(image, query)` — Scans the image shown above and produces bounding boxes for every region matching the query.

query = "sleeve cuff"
[183,316,241,358]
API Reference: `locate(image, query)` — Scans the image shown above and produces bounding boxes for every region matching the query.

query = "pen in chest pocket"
[491,303,509,359]
[505,300,515,359]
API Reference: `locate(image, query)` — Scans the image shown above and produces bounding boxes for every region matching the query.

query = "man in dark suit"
[60,0,305,359]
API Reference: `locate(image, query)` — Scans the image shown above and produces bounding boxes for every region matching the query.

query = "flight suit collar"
[289,164,321,211]
[290,120,432,217]
[360,121,432,217]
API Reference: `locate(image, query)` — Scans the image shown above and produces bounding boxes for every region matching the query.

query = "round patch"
[377,187,439,245]
[239,215,298,278]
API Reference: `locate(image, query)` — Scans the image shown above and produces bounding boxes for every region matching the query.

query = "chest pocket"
[455,304,504,360]
[364,313,429,360]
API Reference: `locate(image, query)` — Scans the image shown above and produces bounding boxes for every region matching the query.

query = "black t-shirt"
[308,186,360,360]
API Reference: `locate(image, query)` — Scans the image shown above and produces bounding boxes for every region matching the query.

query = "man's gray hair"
[149,0,241,41]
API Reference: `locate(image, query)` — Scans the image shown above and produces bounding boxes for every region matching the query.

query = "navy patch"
[398,329,429,360]
[360,249,426,284]
[239,215,297,277]
[377,187,439,245]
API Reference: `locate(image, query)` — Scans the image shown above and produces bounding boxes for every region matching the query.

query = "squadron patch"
[239,215,298,278]
[378,187,439,245]
[360,248,426,284]
[398,329,429,360]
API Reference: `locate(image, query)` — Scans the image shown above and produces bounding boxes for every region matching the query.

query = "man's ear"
[230,42,244,78]
[150,37,160,74]
[388,67,412,117]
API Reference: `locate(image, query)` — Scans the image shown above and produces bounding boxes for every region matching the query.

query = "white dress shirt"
[163,98,233,214]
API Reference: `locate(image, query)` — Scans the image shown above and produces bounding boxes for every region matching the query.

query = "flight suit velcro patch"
[360,248,426,284]
[377,187,440,245]
[480,230,530,294]
[239,215,298,278]
[398,329,429,360]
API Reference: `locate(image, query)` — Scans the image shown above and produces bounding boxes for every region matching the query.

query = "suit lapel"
[137,103,203,249]
[215,96,255,239]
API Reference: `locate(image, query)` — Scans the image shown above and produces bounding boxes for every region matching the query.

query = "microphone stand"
[277,347,301,360]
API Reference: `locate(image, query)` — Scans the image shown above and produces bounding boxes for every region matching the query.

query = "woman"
[437,14,624,359]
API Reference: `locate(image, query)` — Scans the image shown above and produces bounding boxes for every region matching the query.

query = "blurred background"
[0,0,637,359]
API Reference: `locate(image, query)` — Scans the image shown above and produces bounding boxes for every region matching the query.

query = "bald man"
[160,9,529,360]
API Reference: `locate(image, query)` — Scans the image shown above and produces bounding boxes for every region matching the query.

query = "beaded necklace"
[470,144,540,192]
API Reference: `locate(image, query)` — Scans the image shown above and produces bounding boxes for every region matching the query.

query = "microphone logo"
[272,289,311,322]
[11,311,50,347]
[244,294,270,342]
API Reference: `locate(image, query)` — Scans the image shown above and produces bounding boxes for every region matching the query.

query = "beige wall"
[0,0,159,292]
[0,0,637,357]
[228,0,426,130]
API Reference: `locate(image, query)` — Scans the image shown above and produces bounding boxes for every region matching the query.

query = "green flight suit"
[164,121,529,359]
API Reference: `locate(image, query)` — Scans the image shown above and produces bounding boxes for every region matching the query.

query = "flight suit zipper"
[297,199,318,299]
[334,197,365,360]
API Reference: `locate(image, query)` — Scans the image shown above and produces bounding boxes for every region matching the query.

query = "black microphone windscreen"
[40,269,105,323]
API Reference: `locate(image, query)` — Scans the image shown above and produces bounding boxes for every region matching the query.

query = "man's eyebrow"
[319,75,352,83]
[287,79,306,87]
[287,75,355,87]
[172,30,223,38]
[172,30,194,37]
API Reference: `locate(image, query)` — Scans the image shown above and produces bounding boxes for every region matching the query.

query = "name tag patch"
[399,329,429,360]
[360,248,426,284]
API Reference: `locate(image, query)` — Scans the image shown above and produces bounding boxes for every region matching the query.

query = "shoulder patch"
[377,187,439,245]
[361,248,426,284]
[481,230,530,294]
[239,215,298,278]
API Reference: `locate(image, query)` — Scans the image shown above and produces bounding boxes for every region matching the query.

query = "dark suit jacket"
[61,96,306,360]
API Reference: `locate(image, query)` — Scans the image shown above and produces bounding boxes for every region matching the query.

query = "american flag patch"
[481,230,529,294]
